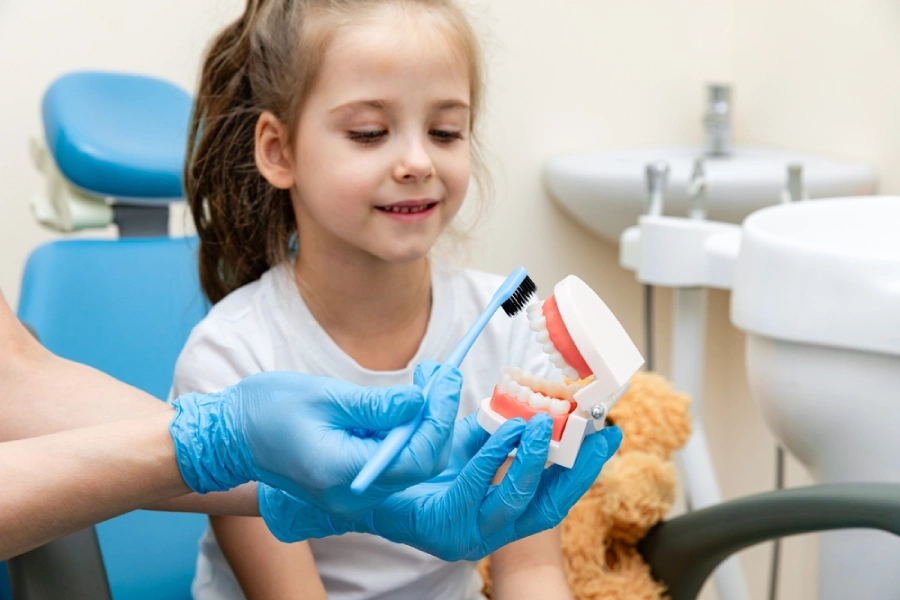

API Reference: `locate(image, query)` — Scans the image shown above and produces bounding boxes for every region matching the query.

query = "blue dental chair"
[7,72,209,600]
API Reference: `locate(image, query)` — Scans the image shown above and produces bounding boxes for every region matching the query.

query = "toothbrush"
[350,266,537,494]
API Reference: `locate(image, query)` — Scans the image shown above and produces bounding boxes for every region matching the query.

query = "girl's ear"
[255,112,295,189]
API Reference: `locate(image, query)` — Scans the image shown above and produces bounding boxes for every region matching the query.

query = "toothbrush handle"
[445,303,498,367]
[350,376,435,494]
[350,301,501,493]
[445,266,528,367]
[350,267,529,494]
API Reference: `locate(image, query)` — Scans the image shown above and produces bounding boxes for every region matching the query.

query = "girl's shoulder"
[180,266,289,359]
[172,267,290,395]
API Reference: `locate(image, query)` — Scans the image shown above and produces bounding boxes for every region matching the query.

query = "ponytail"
[185,0,296,304]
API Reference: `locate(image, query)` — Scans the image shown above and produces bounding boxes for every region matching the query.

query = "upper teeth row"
[526,302,579,381]
[497,368,573,415]
[384,205,428,213]
[501,366,580,399]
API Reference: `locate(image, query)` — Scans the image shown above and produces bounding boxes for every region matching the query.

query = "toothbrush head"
[500,273,537,317]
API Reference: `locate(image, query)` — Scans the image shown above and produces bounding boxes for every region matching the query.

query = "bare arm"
[211,515,327,599]
[0,290,169,440]
[146,482,260,516]
[488,458,573,600]
[0,410,188,559]
[0,291,259,554]
[489,528,572,600]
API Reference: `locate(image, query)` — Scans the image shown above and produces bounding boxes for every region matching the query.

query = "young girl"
[172,0,575,598]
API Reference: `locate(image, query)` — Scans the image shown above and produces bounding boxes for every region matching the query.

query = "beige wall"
[2,1,897,598]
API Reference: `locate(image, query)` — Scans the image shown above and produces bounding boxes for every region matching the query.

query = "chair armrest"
[638,483,900,600]
[7,527,111,600]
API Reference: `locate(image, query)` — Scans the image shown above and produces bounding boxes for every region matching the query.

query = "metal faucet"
[703,83,732,157]
[688,158,708,220]
[783,163,808,203]
[645,161,670,217]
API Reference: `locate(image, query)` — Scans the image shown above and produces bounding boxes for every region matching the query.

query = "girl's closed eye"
[429,129,465,143]
[348,130,387,144]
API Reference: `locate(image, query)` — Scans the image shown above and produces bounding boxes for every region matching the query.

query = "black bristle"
[501,275,537,316]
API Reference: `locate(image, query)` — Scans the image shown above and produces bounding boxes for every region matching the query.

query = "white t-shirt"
[171,259,560,600]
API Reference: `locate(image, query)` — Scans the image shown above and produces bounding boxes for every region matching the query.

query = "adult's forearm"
[0,410,189,559]
[0,290,167,442]
[0,346,169,441]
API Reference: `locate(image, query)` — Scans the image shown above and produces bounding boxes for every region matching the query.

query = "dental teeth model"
[476,275,644,468]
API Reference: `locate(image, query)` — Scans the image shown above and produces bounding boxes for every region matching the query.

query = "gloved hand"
[259,411,623,560]
[169,361,463,519]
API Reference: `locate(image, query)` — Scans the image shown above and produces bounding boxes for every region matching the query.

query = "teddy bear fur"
[479,371,692,600]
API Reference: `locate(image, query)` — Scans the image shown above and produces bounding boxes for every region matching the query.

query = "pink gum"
[543,295,592,380]
[488,386,572,442]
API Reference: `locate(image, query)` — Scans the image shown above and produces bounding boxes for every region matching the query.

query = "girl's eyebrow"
[330,99,390,114]
[434,99,470,111]
[329,98,470,115]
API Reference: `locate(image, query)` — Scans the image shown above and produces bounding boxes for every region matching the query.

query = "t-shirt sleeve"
[169,318,261,401]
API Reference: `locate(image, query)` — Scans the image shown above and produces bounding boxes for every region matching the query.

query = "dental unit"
[621,159,752,600]
[476,275,644,468]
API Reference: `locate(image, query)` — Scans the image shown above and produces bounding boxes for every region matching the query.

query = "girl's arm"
[488,458,574,600]
[211,515,328,599]
[489,528,573,600]
[165,313,328,598]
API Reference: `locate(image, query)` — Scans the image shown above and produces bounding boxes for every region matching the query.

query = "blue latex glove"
[259,413,623,560]
[169,362,462,519]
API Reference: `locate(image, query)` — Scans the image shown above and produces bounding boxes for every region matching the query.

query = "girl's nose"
[393,136,435,183]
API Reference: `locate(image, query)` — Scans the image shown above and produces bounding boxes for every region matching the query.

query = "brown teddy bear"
[479,371,692,600]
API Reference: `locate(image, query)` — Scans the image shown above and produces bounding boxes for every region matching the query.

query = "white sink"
[543,145,876,244]
[730,196,900,600]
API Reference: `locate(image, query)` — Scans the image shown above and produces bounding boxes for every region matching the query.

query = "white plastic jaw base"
[575,381,632,429]
[477,396,596,469]
[553,275,644,416]
[476,274,643,468]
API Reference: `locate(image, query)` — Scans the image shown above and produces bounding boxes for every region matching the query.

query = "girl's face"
[269,7,472,266]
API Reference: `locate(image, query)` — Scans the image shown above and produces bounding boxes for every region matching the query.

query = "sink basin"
[543,145,876,244]
[732,196,900,357]
[729,196,900,600]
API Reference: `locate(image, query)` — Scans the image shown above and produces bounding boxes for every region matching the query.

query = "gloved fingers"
[512,426,620,539]
[385,364,462,483]
[413,359,442,388]
[477,414,552,537]
[331,384,425,432]
[450,413,492,465]
[449,418,526,506]
[423,414,492,484]
[258,484,340,543]
[596,425,623,456]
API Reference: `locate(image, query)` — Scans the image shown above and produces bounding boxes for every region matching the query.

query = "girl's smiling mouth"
[375,199,440,220]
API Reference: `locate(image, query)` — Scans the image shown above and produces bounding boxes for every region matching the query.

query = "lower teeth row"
[497,368,574,415]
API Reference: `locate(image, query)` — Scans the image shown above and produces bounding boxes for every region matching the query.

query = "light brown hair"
[185,0,486,304]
